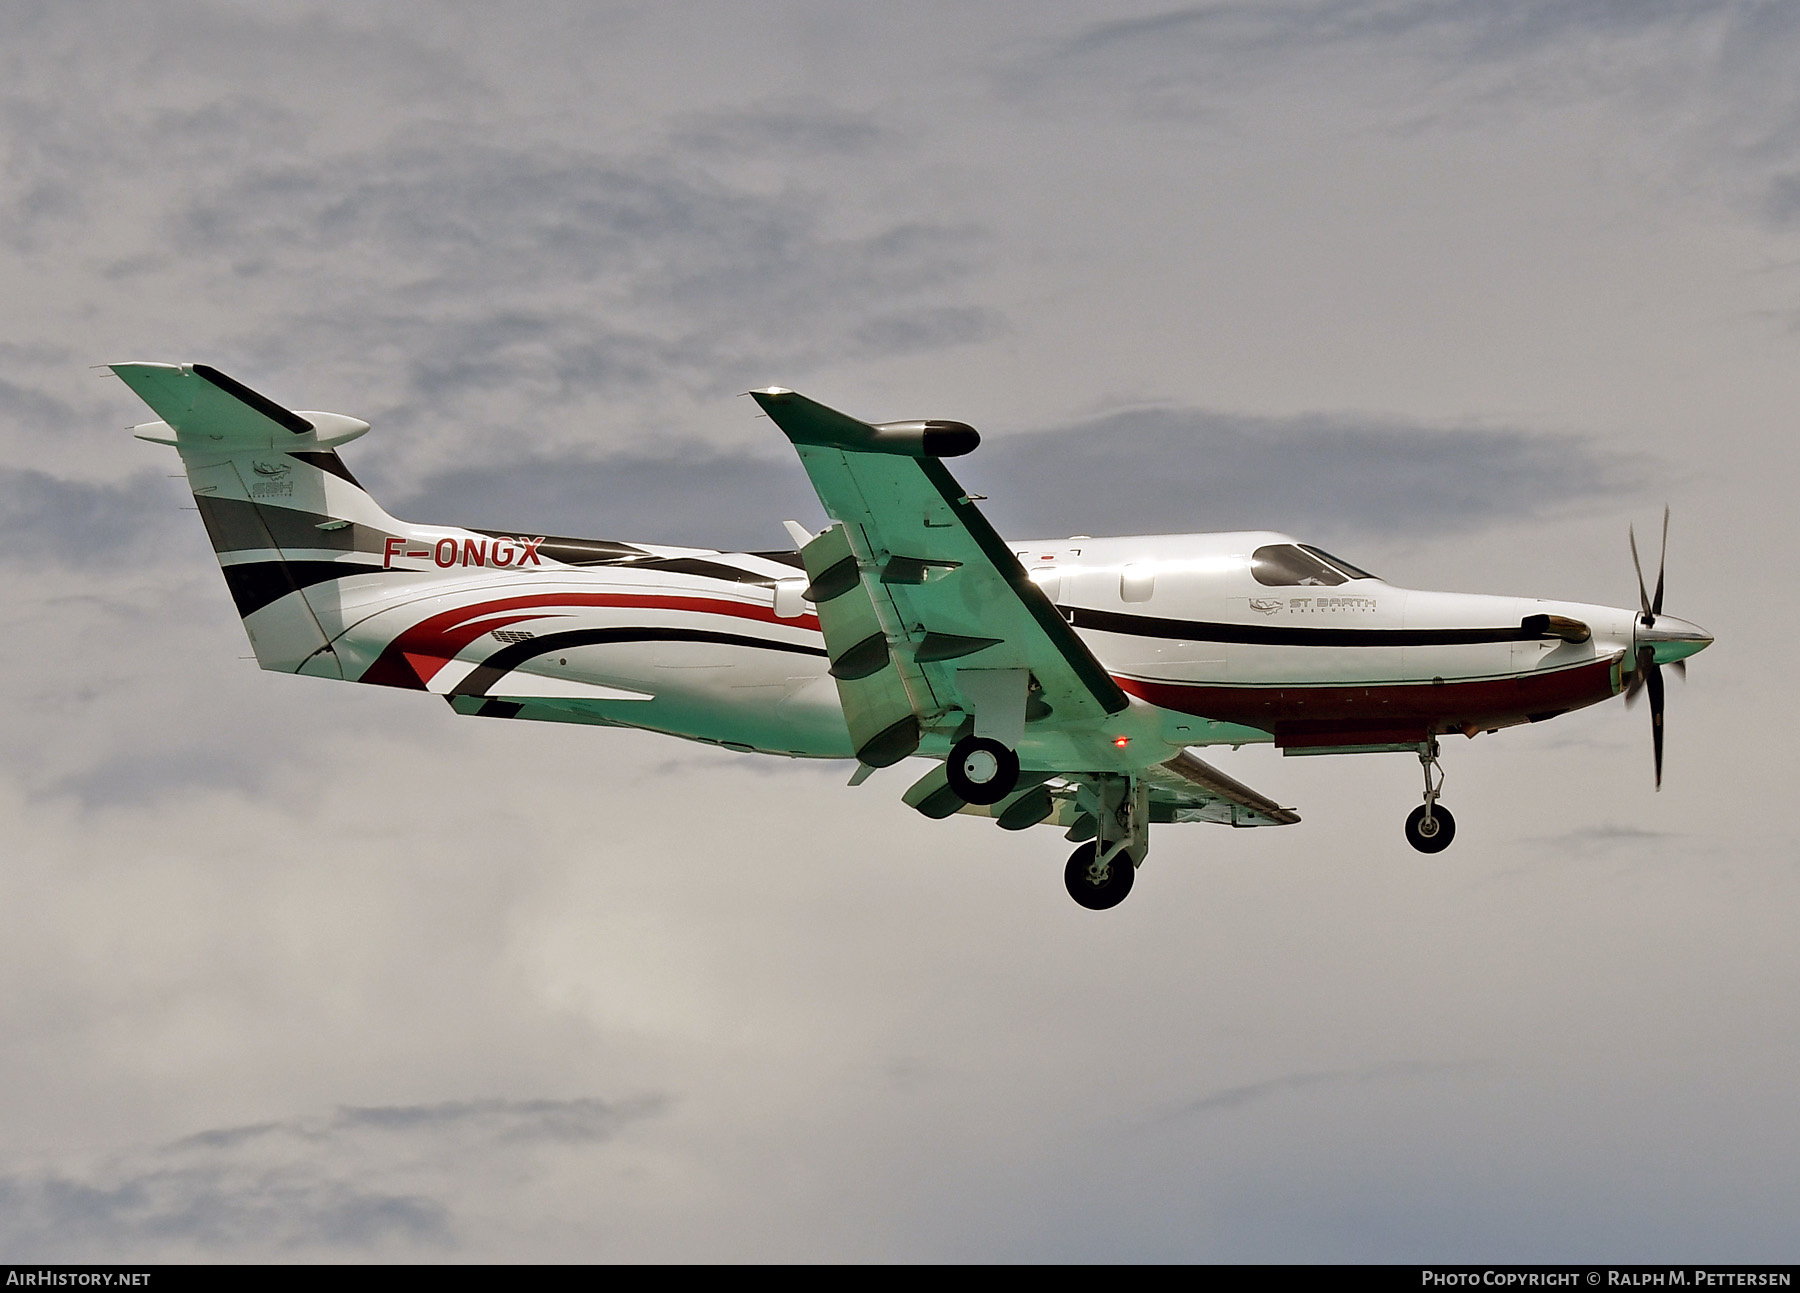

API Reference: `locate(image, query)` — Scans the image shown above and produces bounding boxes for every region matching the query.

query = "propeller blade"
[1651,505,1668,618]
[1623,514,1683,789]
[1647,659,1665,789]
[1629,523,1653,622]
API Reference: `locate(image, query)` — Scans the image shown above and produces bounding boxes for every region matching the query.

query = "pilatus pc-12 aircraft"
[113,363,1713,909]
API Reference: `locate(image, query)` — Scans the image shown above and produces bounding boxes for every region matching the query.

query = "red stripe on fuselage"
[361,592,823,690]
[1115,654,1620,745]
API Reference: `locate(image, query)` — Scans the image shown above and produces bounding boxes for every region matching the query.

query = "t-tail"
[112,362,516,683]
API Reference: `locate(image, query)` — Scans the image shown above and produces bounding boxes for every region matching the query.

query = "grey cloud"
[671,98,888,156]
[0,3,483,247]
[0,341,73,365]
[45,743,277,811]
[1031,1,1800,242]
[0,378,79,432]
[1527,824,1680,852]
[1763,171,1800,225]
[172,141,987,323]
[167,137,995,435]
[1153,1060,1450,1123]
[383,404,1635,553]
[852,306,1005,355]
[1165,1068,1357,1117]
[6,13,1000,460]
[0,468,187,565]
[333,1096,641,1144]
[391,445,825,552]
[174,1122,285,1152]
[383,403,1632,555]
[1059,1,1725,65]
[173,1095,663,1153]
[959,406,1641,544]
[0,1096,661,1258]
[0,1169,451,1256]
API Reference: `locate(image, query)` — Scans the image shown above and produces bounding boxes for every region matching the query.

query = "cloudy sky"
[2,0,1795,1262]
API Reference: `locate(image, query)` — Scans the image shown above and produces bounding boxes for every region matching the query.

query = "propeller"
[1623,506,1680,788]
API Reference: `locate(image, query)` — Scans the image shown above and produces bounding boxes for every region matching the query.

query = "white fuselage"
[308,527,1645,763]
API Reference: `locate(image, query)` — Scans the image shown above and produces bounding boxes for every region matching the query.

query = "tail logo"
[248,459,294,499]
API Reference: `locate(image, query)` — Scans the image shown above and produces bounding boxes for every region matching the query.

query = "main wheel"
[946,735,1020,805]
[1404,803,1457,854]
[1063,843,1136,910]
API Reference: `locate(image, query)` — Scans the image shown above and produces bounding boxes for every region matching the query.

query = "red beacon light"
[1113,736,1130,748]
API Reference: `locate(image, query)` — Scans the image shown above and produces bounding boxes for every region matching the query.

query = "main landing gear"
[946,734,1020,805]
[1062,775,1148,910]
[941,731,1144,910]
[1405,738,1456,854]
[1064,842,1134,910]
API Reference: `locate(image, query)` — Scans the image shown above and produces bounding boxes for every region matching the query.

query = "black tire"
[1404,803,1457,854]
[1064,843,1136,910]
[946,735,1020,805]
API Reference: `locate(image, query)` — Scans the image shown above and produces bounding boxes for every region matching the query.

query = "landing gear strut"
[1063,775,1147,909]
[1404,738,1456,853]
[946,734,1020,805]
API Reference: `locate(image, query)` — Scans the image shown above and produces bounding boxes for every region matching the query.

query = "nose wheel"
[1404,802,1456,853]
[1405,740,1456,854]
[947,735,1020,805]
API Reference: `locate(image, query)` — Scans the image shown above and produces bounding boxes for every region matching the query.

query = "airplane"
[110,362,1714,910]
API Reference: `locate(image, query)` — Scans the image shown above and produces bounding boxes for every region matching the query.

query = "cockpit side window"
[1300,544,1379,582]
[1251,544,1348,587]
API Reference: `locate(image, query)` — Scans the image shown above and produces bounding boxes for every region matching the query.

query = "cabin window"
[1120,564,1155,602]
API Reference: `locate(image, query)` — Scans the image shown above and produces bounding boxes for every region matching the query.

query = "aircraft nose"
[1637,615,1713,666]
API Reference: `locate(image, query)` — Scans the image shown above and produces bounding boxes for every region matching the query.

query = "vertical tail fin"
[112,363,413,677]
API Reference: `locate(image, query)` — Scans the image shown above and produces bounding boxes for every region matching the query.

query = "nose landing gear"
[1405,739,1456,853]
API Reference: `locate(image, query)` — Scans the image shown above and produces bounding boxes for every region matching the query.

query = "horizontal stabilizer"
[453,674,654,703]
[111,363,369,448]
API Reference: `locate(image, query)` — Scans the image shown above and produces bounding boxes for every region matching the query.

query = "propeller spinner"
[1623,507,1713,787]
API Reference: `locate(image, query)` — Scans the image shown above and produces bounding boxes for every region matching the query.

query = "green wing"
[756,389,1127,769]
[758,388,1300,831]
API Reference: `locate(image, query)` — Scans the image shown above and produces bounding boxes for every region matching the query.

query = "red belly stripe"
[1115,655,1619,745]
[362,592,822,690]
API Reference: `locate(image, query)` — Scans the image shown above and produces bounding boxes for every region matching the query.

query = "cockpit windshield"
[1300,544,1378,582]
[1250,544,1381,587]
